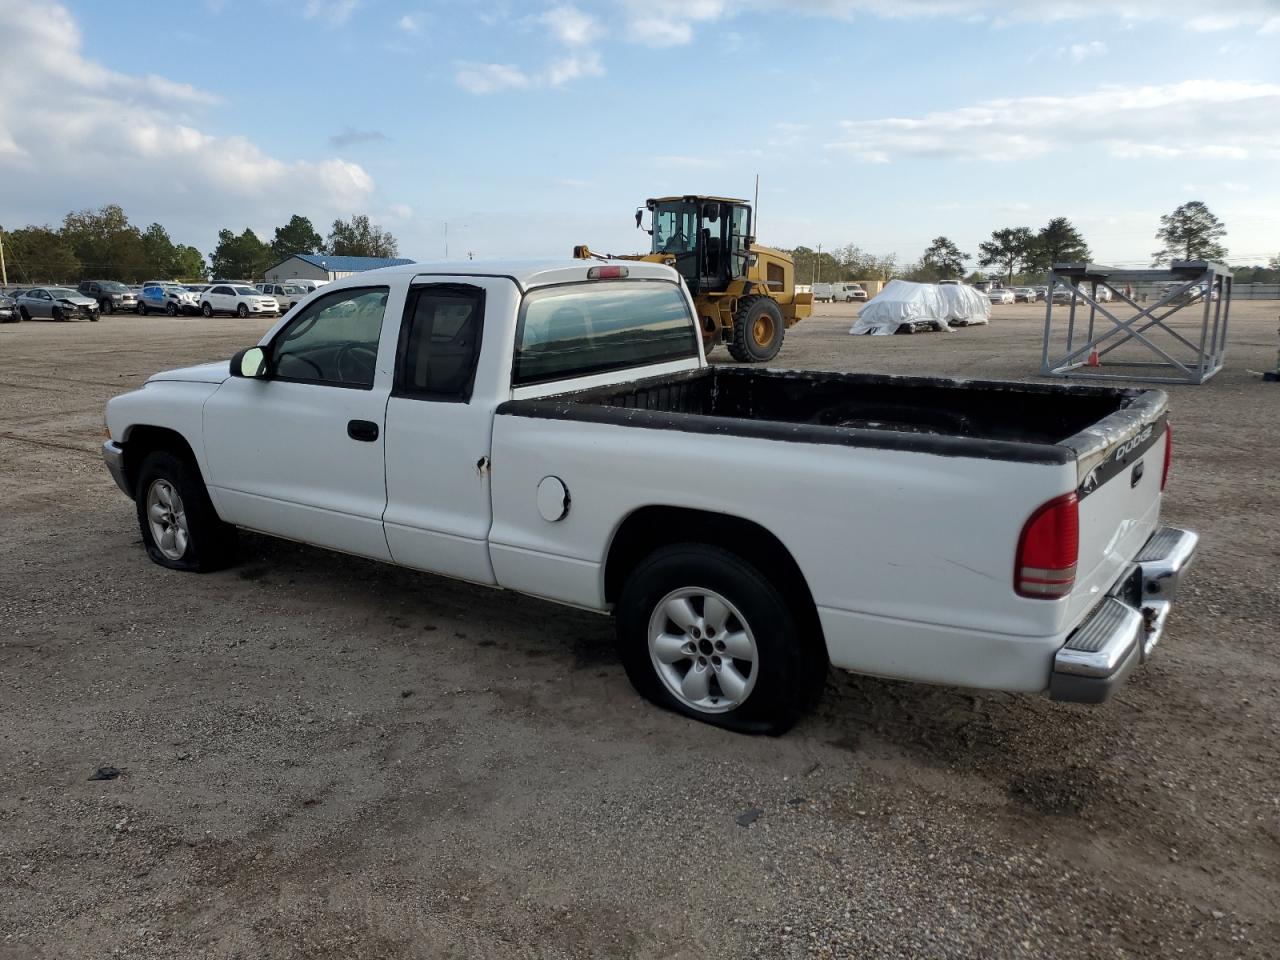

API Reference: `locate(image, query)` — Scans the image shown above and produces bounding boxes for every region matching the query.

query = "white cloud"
[454,62,532,94]
[546,50,605,86]
[396,13,421,33]
[616,0,1280,47]
[0,0,375,245]
[828,80,1280,163]
[541,5,602,46]
[304,0,360,26]
[1067,40,1107,61]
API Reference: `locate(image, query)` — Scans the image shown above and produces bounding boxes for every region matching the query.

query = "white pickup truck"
[103,260,1197,734]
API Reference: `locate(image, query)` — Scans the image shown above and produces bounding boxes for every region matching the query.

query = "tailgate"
[1062,390,1169,628]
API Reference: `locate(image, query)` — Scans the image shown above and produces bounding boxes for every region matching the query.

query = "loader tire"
[728,296,785,363]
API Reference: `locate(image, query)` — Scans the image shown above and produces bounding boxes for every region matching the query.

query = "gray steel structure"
[1040,261,1232,385]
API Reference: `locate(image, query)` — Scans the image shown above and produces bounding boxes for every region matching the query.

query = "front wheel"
[100,299,113,315]
[615,543,826,735]
[166,302,177,317]
[237,303,249,318]
[53,308,66,322]
[134,450,238,572]
[201,302,213,317]
[138,303,148,315]
[728,295,785,363]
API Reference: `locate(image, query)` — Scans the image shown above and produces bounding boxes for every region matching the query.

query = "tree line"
[0,205,401,284]
[790,201,1273,287]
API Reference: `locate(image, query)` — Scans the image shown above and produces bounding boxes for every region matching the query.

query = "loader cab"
[645,196,752,295]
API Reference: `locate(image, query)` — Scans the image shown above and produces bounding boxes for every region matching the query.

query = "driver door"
[202,282,403,560]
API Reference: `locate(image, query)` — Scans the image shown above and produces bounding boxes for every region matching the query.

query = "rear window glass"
[513,280,697,386]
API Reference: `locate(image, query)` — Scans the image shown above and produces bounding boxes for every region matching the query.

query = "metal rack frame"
[1040,261,1232,384]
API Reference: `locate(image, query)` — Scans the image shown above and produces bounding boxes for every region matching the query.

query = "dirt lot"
[2,301,1278,959]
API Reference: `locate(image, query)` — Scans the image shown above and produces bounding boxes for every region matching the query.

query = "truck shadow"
[229,532,1113,816]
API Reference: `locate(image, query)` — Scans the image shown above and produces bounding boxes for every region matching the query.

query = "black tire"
[166,302,177,317]
[100,299,113,315]
[90,312,99,322]
[134,450,238,572]
[53,308,65,322]
[615,543,826,735]
[19,307,30,321]
[237,303,249,318]
[728,295,785,363]
[201,302,213,318]
[138,303,148,315]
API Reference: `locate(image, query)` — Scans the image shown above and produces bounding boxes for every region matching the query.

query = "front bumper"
[1050,526,1198,703]
[103,440,131,496]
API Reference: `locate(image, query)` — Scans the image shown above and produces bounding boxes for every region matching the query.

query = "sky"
[1,0,1278,269]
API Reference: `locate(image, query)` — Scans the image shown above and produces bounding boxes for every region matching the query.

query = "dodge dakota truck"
[102,259,1197,734]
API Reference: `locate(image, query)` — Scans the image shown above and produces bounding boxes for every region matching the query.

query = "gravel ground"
[1,301,1278,959]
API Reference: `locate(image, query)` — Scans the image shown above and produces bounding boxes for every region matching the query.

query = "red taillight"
[1161,424,1172,491]
[587,265,628,280]
[1015,493,1079,599]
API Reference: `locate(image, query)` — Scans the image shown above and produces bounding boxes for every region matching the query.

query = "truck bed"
[502,368,1161,466]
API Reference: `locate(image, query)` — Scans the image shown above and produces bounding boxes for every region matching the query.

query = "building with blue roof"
[265,252,415,283]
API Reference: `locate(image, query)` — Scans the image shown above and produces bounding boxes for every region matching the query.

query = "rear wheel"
[134,450,237,572]
[18,307,29,322]
[728,295,785,363]
[615,543,825,735]
[166,302,177,317]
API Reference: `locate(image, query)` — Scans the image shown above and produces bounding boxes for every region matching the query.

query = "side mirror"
[230,346,268,379]
[635,208,643,229]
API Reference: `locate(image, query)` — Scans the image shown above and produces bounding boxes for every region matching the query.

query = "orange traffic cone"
[1087,348,1100,367]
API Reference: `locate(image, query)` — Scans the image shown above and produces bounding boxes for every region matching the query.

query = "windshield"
[100,282,129,293]
[48,288,78,298]
[651,201,698,257]
[283,285,303,294]
[234,286,259,296]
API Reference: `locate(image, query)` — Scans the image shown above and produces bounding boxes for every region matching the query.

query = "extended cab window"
[269,286,389,389]
[396,284,484,401]
[513,280,697,386]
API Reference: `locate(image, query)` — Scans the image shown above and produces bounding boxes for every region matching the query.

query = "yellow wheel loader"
[573,195,812,362]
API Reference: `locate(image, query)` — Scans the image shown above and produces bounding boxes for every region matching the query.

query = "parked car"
[78,280,138,315]
[257,282,307,314]
[0,293,16,323]
[1013,287,1038,303]
[833,282,868,302]
[138,283,200,316]
[200,284,280,318]
[284,278,328,294]
[986,287,1015,304]
[16,286,100,321]
[811,282,834,303]
[101,258,1196,734]
[185,284,212,300]
[1159,281,1219,303]
[1032,286,1048,302]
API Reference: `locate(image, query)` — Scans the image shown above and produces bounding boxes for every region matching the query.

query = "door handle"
[347,419,379,442]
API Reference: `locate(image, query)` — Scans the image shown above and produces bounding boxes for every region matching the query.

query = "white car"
[101,258,1196,734]
[987,288,1015,304]
[200,284,280,318]
[257,282,308,314]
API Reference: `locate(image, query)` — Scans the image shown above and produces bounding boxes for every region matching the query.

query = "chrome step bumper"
[1050,526,1198,704]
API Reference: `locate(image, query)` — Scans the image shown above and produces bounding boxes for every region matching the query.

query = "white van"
[812,282,834,303]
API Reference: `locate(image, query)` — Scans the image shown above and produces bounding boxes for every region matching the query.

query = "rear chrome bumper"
[1050,526,1198,704]
[102,440,131,496]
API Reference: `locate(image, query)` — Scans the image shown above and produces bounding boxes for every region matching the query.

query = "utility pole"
[812,242,822,285]
[0,228,7,287]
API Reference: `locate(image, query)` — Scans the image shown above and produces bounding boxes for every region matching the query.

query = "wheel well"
[120,426,200,497]
[604,506,826,651]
